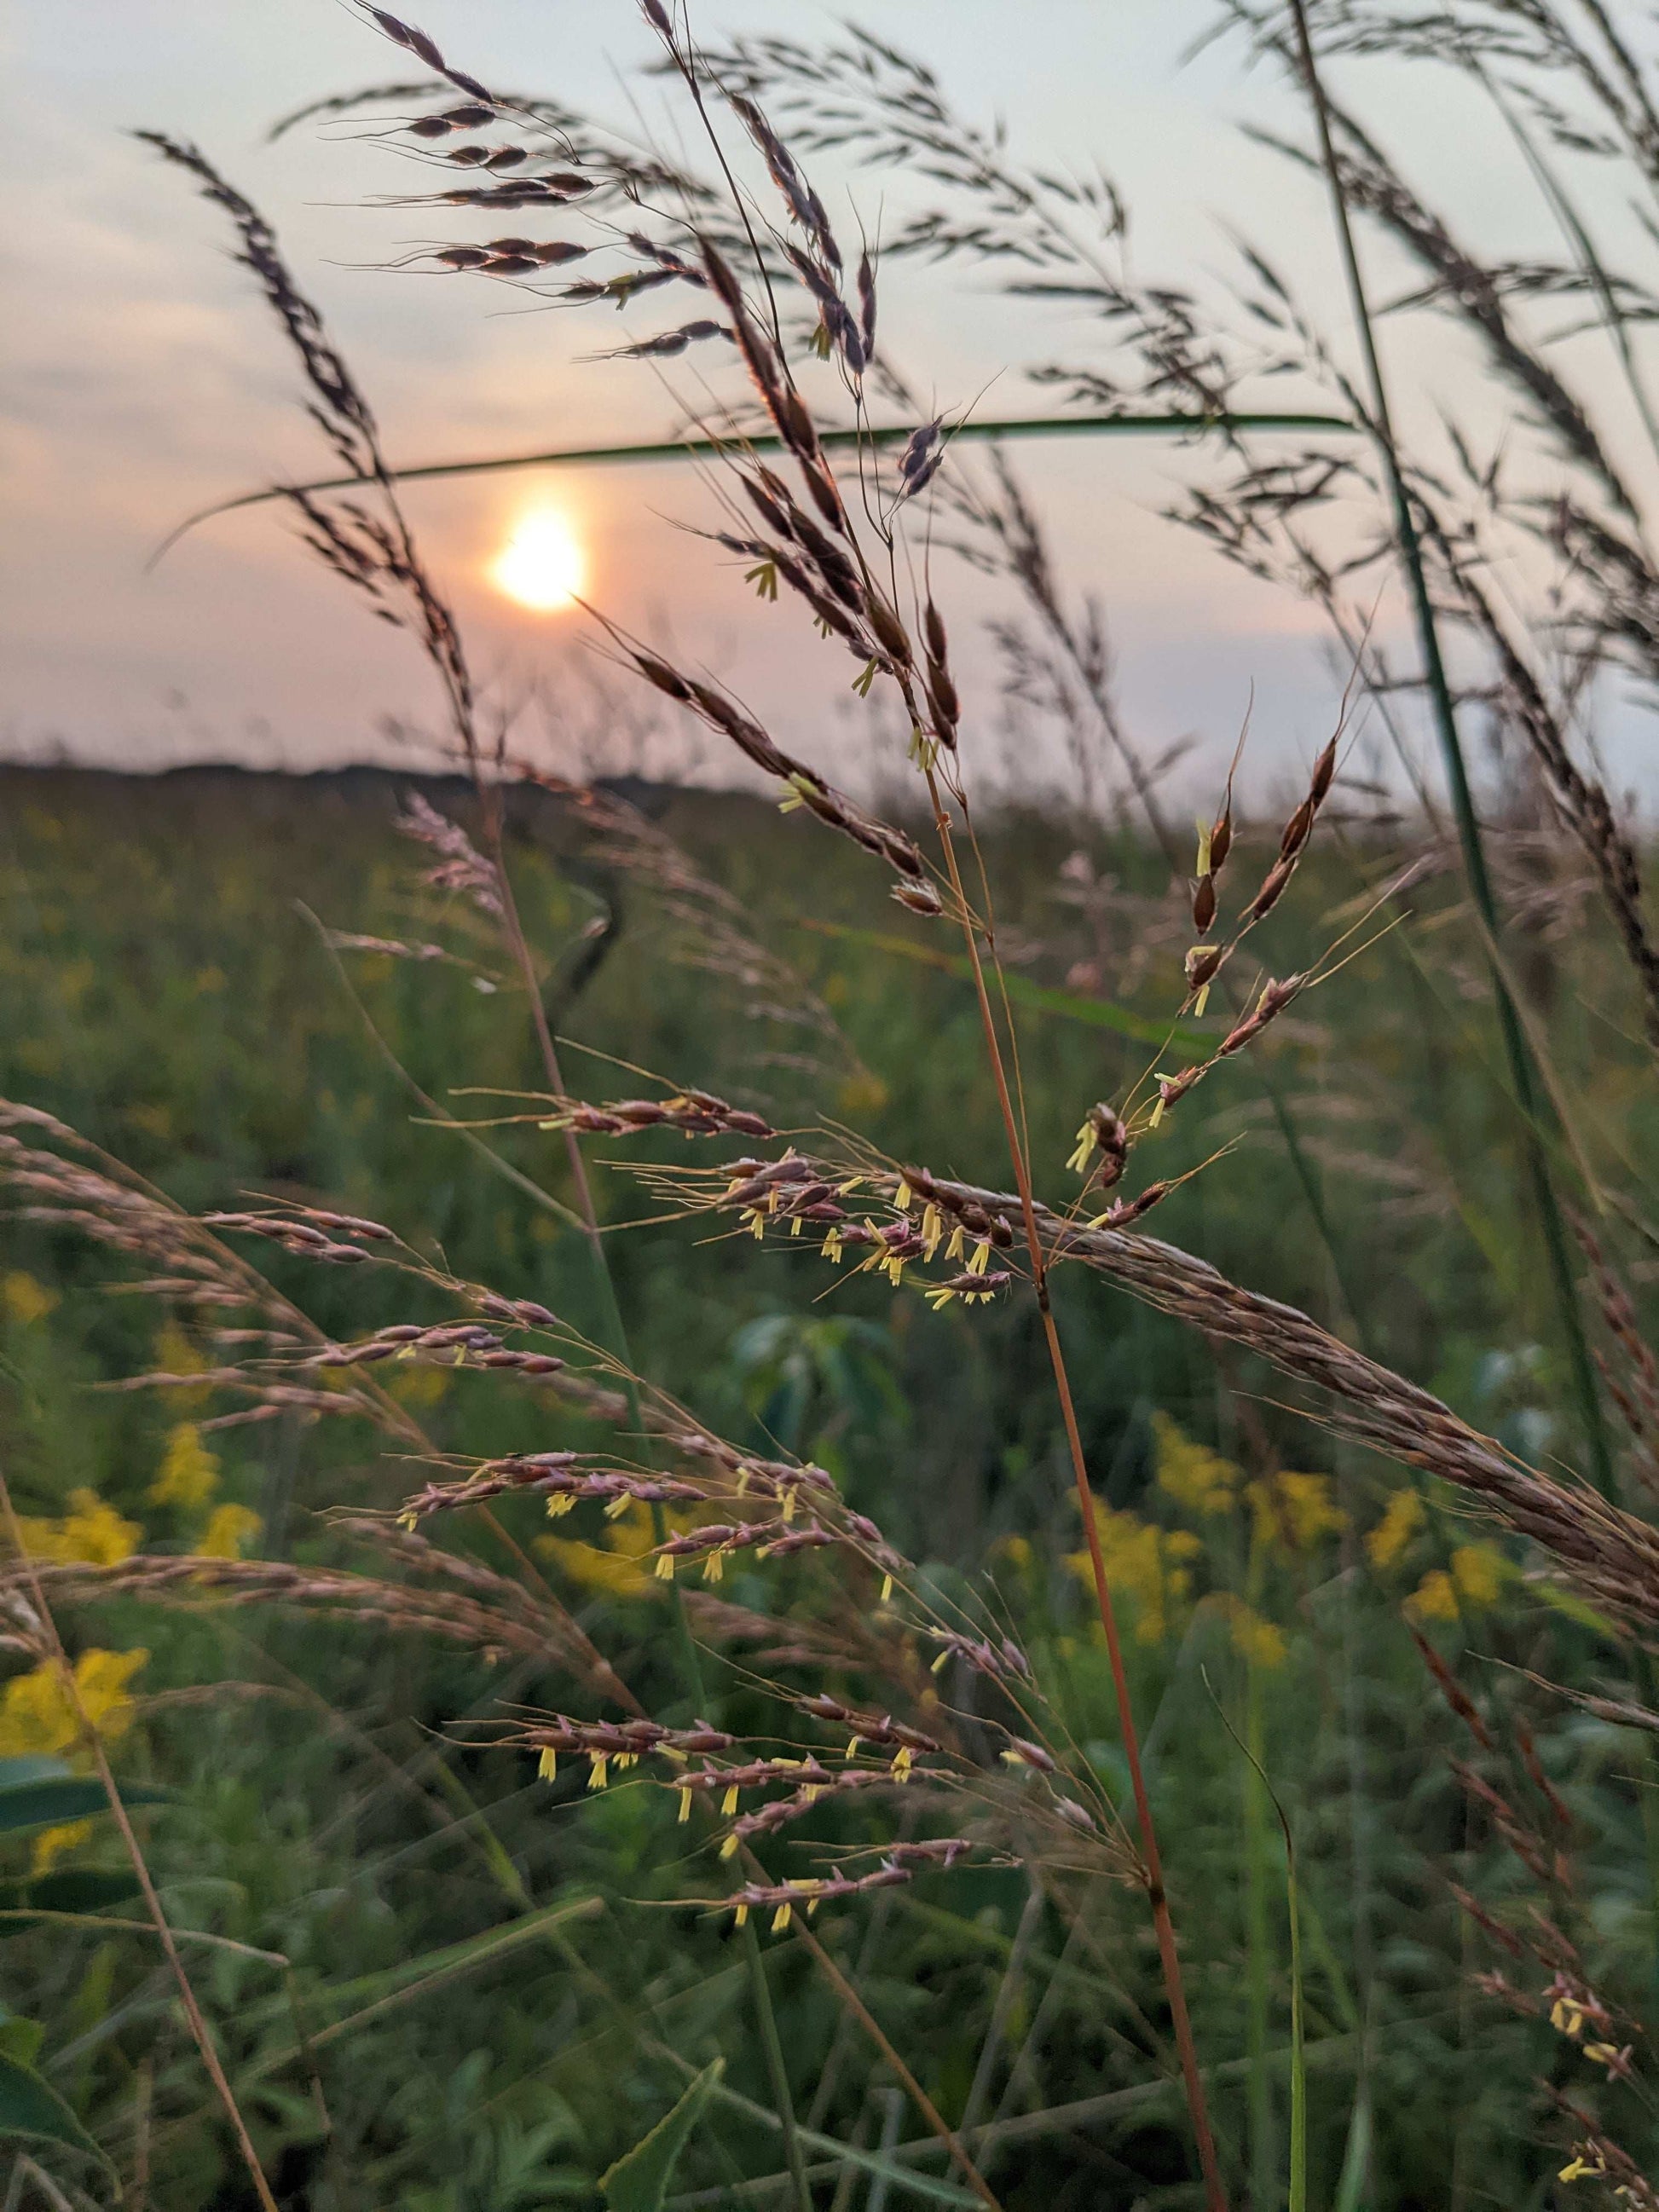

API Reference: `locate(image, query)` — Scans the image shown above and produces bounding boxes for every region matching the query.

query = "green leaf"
[0,2013,43,2069]
[0,1869,147,1926]
[798,920,1211,1048]
[0,1764,171,1837]
[0,2049,109,2167]
[601,2059,724,2212]
[18,1870,143,1915]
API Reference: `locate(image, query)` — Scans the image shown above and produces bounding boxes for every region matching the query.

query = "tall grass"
[3,3,1659,2204]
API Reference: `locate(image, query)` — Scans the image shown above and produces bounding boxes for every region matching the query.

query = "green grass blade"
[602,2058,724,2212]
[1332,2086,1373,2212]
[153,410,1357,559]
[0,2048,111,2169]
[799,920,1211,1048]
[0,1759,171,1834]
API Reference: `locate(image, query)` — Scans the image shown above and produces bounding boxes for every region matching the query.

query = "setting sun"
[488,509,585,612]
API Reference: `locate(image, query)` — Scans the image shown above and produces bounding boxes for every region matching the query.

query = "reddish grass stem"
[923,773,1228,2212]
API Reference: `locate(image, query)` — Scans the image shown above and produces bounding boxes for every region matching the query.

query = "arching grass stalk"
[921,762,1228,2212]
[1282,0,1616,1499]
[153,411,1358,563]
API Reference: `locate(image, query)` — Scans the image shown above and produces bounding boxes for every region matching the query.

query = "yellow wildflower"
[1404,1544,1510,1622]
[149,1423,220,1511]
[1450,1544,1508,1607]
[14,1489,140,1568]
[387,1363,449,1409]
[991,1533,1033,1577]
[1405,1568,1459,1623]
[0,1648,148,1760]
[1222,1597,1289,1671]
[1366,1487,1425,1570]
[6,1645,152,1874]
[31,1820,93,1874]
[538,1505,694,1600]
[836,1071,888,1118]
[1247,1471,1346,1555]
[196,1504,262,1561]
[1153,1412,1241,1517]
[1067,1502,1199,1643]
[152,1321,210,1409]
[1,1273,57,1327]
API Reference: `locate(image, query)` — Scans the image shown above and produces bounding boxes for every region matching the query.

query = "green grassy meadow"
[1,762,1656,2208]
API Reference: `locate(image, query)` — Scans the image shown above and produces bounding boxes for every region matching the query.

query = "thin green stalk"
[1284,0,1616,1499]
[1244,1657,1275,2211]
[742,1919,816,2212]
[1211,1667,1305,2212]
[153,411,1357,563]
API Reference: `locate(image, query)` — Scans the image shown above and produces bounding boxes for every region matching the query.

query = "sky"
[5,2,1656,808]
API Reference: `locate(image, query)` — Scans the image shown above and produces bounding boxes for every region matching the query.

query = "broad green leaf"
[0,1768,171,1836]
[799,920,1211,1048]
[14,1870,143,1916]
[0,2013,43,2069]
[0,2049,109,2167]
[0,1759,72,1791]
[601,2059,723,2212]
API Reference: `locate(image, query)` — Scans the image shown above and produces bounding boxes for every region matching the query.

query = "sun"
[489,509,585,611]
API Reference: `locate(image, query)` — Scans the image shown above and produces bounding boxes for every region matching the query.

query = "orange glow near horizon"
[488,509,585,612]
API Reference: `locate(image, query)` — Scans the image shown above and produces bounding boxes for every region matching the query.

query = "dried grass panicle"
[536,1090,775,1140]
[621,649,928,885]
[645,1139,1659,1626]
[0,1554,556,1666]
[142,136,478,760]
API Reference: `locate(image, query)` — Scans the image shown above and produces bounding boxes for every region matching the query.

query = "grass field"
[2,761,1657,2208]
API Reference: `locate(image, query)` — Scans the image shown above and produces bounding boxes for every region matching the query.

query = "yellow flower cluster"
[149,1423,220,1511]
[1,1272,58,1327]
[1068,1500,1200,1644]
[14,1490,140,1568]
[0,1648,148,1759]
[152,1322,211,1409]
[0,1648,149,1874]
[1153,1413,1240,1517]
[1217,1596,1288,1671]
[539,1505,673,1600]
[198,1504,263,1561]
[1247,1471,1347,1555]
[1405,1544,1511,1622]
[147,1424,262,1560]
[1366,1487,1425,1568]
